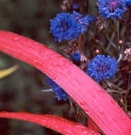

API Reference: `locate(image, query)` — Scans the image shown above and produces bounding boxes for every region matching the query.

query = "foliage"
[0,65,19,79]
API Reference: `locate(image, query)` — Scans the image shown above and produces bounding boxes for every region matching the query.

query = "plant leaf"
[0,31,131,135]
[0,111,100,135]
[0,65,19,79]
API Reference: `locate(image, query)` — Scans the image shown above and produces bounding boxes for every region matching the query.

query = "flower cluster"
[86,55,118,82]
[50,11,93,42]
[49,0,130,101]
[46,77,67,101]
[98,0,127,19]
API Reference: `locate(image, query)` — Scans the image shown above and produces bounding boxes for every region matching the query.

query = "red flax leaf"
[0,31,131,135]
[88,117,101,133]
[0,111,100,135]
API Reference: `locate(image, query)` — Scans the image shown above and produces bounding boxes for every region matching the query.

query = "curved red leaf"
[0,111,100,135]
[0,31,131,135]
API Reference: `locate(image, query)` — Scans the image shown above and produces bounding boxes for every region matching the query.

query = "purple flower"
[50,12,81,42]
[98,0,127,19]
[86,55,118,82]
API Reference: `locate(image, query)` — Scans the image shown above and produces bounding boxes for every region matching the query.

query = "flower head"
[72,11,94,33]
[126,0,131,6]
[71,52,81,62]
[98,0,127,19]
[86,55,118,82]
[50,12,81,42]
[46,77,67,101]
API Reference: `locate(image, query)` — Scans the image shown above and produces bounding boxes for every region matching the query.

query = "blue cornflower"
[72,11,94,33]
[50,12,81,42]
[73,3,79,10]
[126,0,131,6]
[71,52,81,62]
[46,77,67,101]
[98,0,127,19]
[86,55,118,82]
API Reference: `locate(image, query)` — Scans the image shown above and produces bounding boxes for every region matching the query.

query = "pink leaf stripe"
[0,111,100,135]
[0,31,131,135]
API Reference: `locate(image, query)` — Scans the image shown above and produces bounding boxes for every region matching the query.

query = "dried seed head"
[127,111,131,119]
[79,54,89,70]
[63,40,78,55]
[96,17,106,31]
[123,48,131,62]
[61,0,73,12]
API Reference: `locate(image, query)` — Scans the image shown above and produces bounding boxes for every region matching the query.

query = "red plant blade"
[0,31,131,135]
[88,117,101,133]
[0,111,100,135]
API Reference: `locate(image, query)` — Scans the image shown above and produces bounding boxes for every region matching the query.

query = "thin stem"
[106,32,115,51]
[78,34,82,51]
[88,32,109,54]
[106,89,126,94]
[104,80,124,92]
[41,89,52,92]
[116,20,120,41]
[105,33,117,50]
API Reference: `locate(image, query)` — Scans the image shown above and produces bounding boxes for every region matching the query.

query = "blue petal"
[46,77,67,101]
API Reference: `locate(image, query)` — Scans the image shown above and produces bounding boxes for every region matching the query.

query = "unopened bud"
[96,2,98,7]
[118,40,123,45]
[95,49,100,54]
